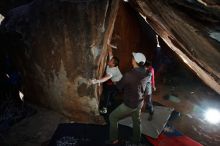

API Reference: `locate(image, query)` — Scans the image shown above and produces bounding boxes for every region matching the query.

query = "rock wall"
[1,0,119,123]
[130,0,220,95]
[111,1,157,74]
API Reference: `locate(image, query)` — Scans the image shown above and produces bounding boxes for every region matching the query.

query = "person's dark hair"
[145,60,152,68]
[137,61,145,68]
[112,57,119,67]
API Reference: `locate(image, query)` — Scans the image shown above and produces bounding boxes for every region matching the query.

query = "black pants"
[145,94,153,115]
[101,83,118,108]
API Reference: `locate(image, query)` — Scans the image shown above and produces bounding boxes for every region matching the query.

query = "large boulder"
[1,0,119,123]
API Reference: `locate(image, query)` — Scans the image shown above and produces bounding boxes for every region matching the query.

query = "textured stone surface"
[111,1,158,74]
[0,0,119,123]
[130,0,220,94]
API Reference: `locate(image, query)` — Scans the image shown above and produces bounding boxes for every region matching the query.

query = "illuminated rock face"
[0,0,119,123]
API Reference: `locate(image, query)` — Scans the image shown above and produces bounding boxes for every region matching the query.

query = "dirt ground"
[0,105,70,146]
[154,80,220,146]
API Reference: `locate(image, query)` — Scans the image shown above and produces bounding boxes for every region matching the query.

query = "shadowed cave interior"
[0,0,220,146]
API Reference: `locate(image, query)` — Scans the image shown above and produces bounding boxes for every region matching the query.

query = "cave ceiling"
[130,0,220,94]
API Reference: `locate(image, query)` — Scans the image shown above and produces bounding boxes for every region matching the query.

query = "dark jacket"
[116,67,151,108]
